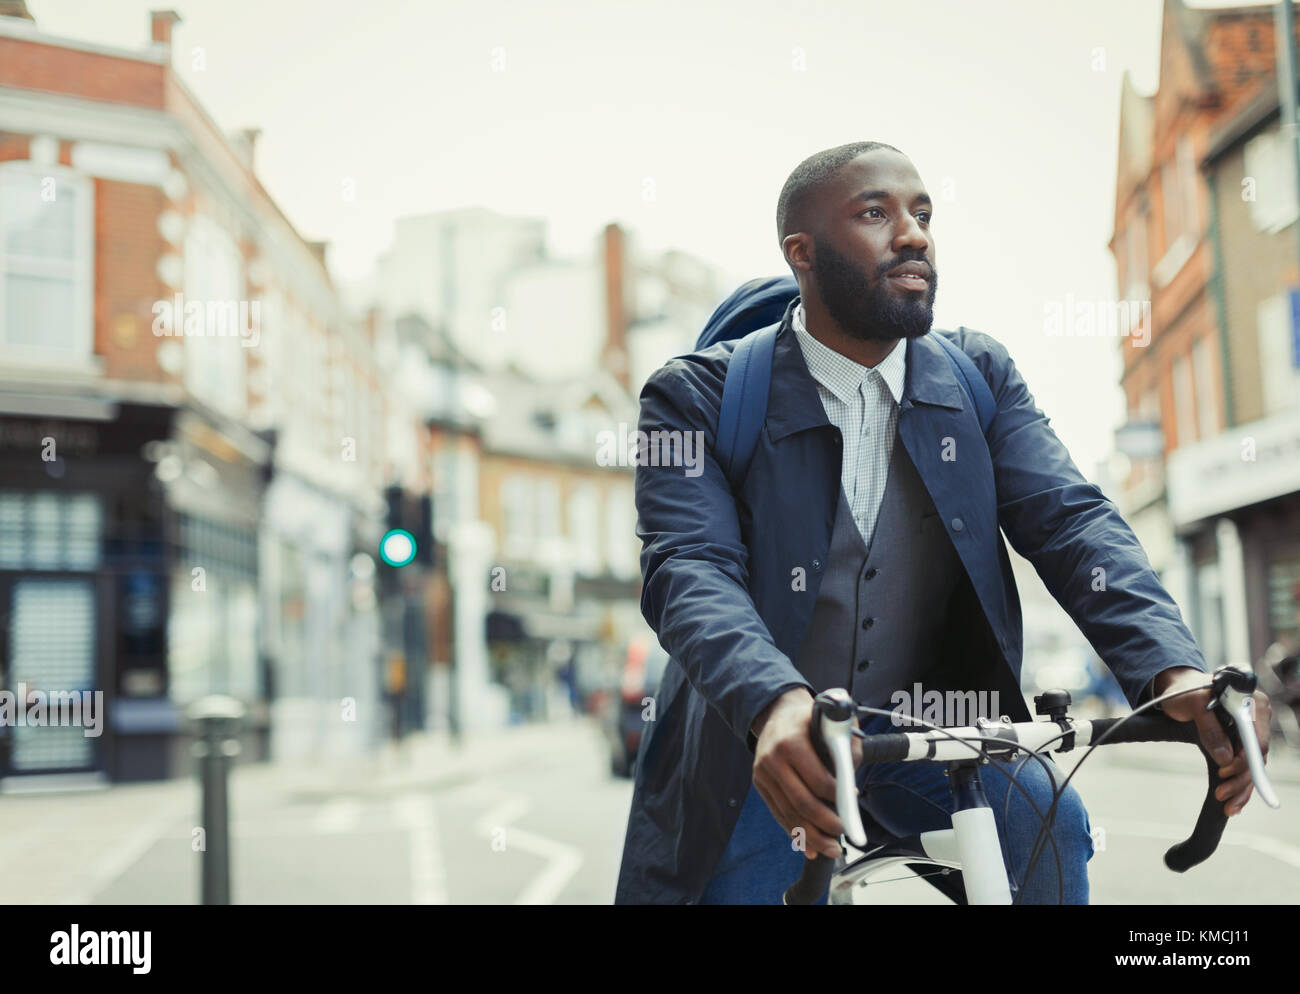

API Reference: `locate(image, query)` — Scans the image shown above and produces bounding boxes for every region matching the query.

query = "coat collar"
[765,296,966,444]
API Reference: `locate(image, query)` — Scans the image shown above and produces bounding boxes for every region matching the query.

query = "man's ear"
[782,232,814,276]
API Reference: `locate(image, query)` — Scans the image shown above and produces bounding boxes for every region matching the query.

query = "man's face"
[810,150,937,341]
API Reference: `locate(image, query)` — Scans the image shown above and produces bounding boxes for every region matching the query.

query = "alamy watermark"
[889,684,1000,728]
[1043,294,1151,348]
[0,684,104,738]
[152,293,261,348]
[595,423,705,477]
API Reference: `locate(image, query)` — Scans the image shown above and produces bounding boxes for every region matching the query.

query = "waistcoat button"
[812,559,822,571]
[856,659,871,672]
[864,567,878,581]
[728,797,738,808]
[951,518,965,532]
[861,617,874,630]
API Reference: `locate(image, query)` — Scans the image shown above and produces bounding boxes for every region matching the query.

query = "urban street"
[2,719,1296,906]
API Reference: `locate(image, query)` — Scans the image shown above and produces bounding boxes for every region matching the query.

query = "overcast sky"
[28,0,1273,478]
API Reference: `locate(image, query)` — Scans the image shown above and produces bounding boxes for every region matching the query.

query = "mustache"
[876,253,935,279]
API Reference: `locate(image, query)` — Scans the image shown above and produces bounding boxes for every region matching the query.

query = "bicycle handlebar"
[782,666,1279,905]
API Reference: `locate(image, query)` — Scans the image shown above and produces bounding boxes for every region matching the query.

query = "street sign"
[1114,420,1165,460]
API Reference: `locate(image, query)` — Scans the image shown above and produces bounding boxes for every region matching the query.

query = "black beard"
[811,236,937,341]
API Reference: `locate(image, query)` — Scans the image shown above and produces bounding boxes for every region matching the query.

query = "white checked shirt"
[792,303,907,547]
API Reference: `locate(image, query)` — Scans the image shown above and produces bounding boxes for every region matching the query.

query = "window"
[1243,127,1299,234]
[1172,353,1197,447]
[183,215,246,417]
[567,484,601,574]
[1162,160,1182,252]
[502,474,533,558]
[1191,337,1217,440]
[536,478,560,542]
[0,491,102,571]
[1176,136,1199,239]
[0,163,93,361]
[604,481,637,580]
[1154,138,1200,286]
[1257,291,1300,415]
[1123,205,1149,299]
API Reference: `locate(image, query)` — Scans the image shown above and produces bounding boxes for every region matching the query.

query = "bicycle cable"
[1015,685,1216,903]
[848,703,1065,903]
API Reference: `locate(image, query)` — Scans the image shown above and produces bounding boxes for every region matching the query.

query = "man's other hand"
[1154,666,1272,817]
[750,688,861,860]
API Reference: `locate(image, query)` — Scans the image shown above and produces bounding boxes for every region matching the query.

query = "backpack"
[696,275,996,487]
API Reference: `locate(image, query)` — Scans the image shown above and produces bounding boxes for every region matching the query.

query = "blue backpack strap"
[933,330,996,435]
[715,322,779,486]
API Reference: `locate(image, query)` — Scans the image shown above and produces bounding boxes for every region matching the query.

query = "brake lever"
[811,689,867,849]
[1213,668,1280,810]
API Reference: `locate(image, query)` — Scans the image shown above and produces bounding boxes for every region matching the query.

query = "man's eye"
[860,207,884,219]
[916,212,932,224]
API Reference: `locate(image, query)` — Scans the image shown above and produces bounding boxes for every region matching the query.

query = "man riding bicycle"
[613,141,1271,905]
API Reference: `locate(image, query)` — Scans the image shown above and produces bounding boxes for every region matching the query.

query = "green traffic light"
[380,528,417,567]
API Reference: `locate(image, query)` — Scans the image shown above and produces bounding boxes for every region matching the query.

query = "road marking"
[507,827,584,905]
[313,797,361,835]
[468,789,584,904]
[394,793,448,904]
[1105,819,1300,872]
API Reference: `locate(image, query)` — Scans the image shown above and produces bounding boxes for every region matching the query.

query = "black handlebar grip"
[859,733,910,763]
[1163,745,1231,872]
[1164,706,1237,873]
[1089,710,1234,872]
[783,852,836,905]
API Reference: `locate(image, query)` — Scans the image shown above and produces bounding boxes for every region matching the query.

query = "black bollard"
[189,696,246,906]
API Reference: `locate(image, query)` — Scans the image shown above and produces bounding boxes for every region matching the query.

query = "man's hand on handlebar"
[1154,665,1272,817]
[750,688,863,860]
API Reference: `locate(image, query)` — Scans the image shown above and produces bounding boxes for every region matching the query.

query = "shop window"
[0,491,102,571]
[1267,554,1300,646]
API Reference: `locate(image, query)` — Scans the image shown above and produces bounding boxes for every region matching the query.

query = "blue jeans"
[699,713,1095,904]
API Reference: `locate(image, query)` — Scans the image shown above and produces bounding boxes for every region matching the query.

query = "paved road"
[849,739,1300,905]
[2,718,1296,904]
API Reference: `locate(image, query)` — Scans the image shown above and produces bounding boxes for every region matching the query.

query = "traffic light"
[381,486,434,568]
[380,528,417,567]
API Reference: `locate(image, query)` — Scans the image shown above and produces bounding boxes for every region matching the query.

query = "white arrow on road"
[475,793,584,905]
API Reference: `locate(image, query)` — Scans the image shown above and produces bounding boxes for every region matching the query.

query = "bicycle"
[783,665,1281,905]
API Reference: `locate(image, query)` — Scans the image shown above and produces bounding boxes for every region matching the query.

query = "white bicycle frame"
[818,709,1014,904]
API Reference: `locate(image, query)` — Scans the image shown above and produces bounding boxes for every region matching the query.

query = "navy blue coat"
[613,298,1207,904]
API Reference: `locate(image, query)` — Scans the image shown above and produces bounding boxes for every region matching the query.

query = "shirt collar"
[792,302,907,406]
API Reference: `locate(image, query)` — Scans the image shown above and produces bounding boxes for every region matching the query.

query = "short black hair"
[776,141,902,244]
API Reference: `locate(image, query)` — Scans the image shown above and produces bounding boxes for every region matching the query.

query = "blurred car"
[605,637,669,778]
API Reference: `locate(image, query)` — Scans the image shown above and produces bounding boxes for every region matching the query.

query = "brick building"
[0,6,398,780]
[1110,0,1300,678]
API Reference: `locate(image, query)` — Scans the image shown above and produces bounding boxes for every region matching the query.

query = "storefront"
[1167,408,1300,670]
[0,402,174,783]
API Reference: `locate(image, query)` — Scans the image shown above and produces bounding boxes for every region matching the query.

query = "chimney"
[0,1,35,21]
[237,127,262,171]
[601,222,630,389]
[150,9,181,46]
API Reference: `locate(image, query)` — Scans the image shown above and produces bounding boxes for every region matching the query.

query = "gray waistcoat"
[794,436,964,709]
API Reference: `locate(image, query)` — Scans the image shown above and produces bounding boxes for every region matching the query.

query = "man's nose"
[893,214,929,254]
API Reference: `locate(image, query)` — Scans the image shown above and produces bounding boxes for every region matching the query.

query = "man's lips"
[884,261,932,291]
